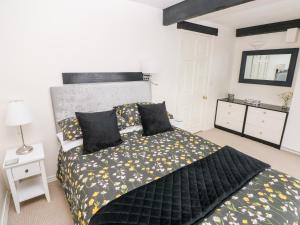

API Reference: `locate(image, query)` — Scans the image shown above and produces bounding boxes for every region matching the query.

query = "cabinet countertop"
[219,98,289,113]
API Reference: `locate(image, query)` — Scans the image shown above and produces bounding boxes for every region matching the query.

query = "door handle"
[203,96,208,100]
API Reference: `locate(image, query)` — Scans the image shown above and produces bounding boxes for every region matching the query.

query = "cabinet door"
[215,101,246,133]
[245,107,286,145]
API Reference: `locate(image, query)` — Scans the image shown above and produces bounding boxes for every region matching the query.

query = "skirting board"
[0,175,57,225]
[0,191,10,225]
[281,146,300,156]
[47,175,57,183]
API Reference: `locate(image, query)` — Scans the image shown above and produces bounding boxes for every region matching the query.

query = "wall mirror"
[239,48,299,87]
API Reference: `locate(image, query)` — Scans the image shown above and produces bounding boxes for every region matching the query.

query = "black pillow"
[75,110,123,155]
[137,102,173,136]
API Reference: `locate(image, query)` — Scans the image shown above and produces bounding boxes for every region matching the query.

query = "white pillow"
[56,132,83,152]
[120,125,143,134]
[170,119,183,128]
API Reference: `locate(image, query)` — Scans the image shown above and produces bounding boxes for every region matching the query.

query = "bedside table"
[3,143,50,213]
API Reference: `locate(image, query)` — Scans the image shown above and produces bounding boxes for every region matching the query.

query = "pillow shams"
[76,109,123,155]
[115,102,174,129]
[58,117,82,141]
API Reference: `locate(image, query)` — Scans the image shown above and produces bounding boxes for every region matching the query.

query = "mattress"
[57,128,300,225]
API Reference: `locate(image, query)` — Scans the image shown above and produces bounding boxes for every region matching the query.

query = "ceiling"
[130,0,183,9]
[194,0,300,28]
[131,0,300,28]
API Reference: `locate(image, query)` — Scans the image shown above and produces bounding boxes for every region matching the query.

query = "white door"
[176,31,212,133]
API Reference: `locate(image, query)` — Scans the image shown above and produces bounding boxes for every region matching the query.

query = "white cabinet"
[215,99,288,148]
[215,101,246,133]
[244,107,287,145]
[3,143,50,213]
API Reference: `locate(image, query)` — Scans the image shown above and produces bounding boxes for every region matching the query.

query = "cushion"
[137,102,173,136]
[115,102,174,129]
[75,110,123,155]
[58,117,82,141]
[58,114,127,141]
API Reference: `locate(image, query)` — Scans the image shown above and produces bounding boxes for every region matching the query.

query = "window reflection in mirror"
[244,54,292,81]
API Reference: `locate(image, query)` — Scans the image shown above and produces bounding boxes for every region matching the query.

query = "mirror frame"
[239,48,299,87]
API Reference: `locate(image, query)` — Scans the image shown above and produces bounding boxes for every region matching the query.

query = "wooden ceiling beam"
[236,19,300,37]
[177,21,218,36]
[163,0,254,26]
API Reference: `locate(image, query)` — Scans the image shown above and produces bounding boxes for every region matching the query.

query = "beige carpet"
[8,181,73,225]
[7,128,300,225]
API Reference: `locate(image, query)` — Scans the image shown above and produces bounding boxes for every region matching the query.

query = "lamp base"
[16,145,33,155]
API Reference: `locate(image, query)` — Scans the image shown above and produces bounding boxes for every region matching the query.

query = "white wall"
[0,0,233,204]
[228,31,300,153]
[0,0,183,197]
[282,64,300,152]
[204,27,235,130]
[229,32,300,105]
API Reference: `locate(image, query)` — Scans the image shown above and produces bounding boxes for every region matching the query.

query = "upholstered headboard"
[50,81,151,132]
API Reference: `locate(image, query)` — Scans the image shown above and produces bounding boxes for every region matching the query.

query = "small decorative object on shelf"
[228,93,235,102]
[244,99,261,106]
[279,91,293,110]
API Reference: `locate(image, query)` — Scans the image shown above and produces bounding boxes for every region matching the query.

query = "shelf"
[16,176,45,202]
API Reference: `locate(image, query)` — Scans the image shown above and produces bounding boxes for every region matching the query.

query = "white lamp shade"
[142,61,159,74]
[6,100,32,126]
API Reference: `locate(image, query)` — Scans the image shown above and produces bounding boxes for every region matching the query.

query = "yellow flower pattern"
[57,128,300,225]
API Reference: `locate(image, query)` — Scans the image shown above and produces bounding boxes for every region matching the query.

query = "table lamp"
[6,100,33,155]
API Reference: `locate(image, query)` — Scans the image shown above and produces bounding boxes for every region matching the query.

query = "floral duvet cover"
[57,128,300,225]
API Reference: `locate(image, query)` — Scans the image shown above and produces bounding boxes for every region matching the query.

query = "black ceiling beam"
[163,0,254,26]
[236,19,300,37]
[177,21,218,36]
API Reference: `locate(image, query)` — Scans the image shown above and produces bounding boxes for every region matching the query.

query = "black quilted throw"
[89,146,270,225]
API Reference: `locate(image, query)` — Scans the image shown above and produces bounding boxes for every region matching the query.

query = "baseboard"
[0,191,10,225]
[281,146,300,156]
[47,175,57,183]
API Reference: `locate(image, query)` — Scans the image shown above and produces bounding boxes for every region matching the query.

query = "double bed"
[51,81,300,225]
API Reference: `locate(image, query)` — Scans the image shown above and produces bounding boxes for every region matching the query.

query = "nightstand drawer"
[12,162,41,181]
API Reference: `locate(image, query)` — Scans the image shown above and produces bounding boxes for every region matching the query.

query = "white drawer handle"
[261,120,265,123]
[226,122,230,124]
[259,131,263,135]
[263,112,267,115]
[228,112,231,115]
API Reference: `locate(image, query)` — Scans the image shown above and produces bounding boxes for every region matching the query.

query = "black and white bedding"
[89,146,270,225]
[57,128,300,225]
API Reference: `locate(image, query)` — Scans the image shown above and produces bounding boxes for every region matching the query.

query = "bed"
[50,81,300,225]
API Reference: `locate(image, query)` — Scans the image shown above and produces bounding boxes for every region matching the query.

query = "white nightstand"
[3,143,50,213]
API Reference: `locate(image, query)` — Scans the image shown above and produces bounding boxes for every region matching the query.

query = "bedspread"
[57,128,300,225]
